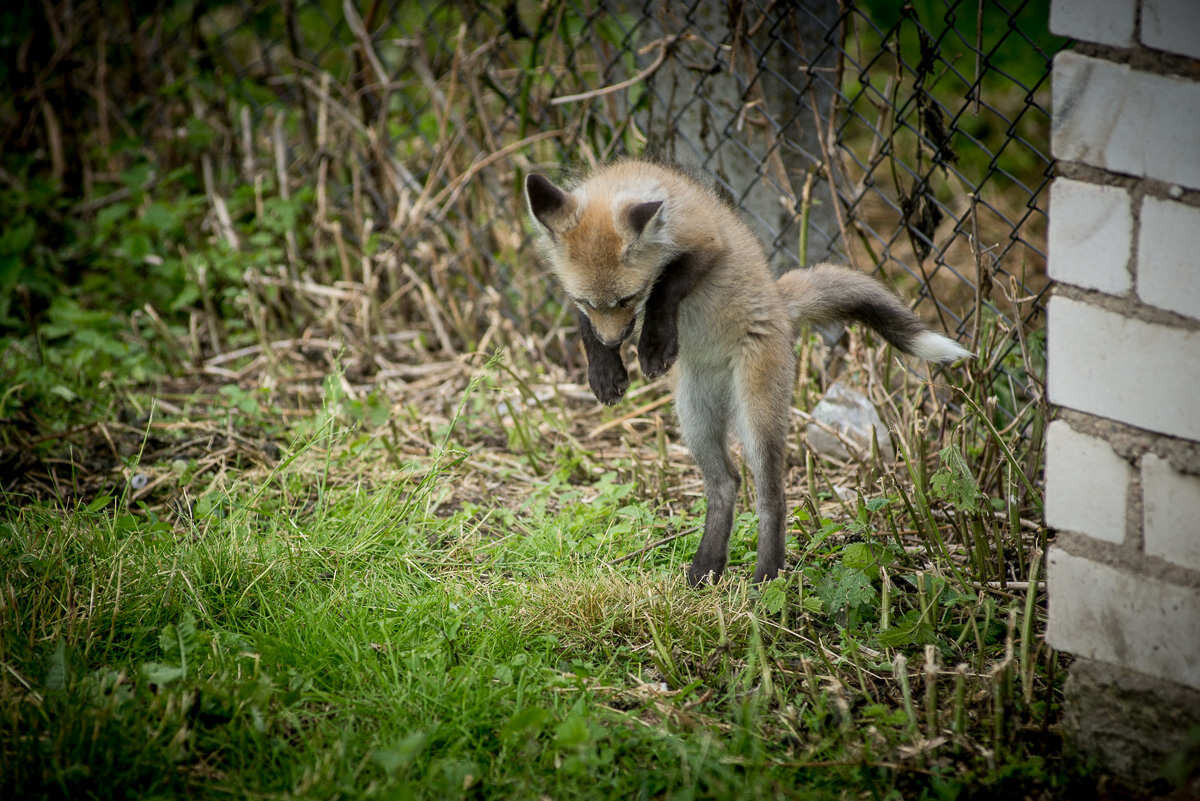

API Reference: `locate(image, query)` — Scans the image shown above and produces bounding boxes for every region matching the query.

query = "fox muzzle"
[587,310,637,347]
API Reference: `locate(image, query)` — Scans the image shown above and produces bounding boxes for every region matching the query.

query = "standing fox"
[525,160,970,585]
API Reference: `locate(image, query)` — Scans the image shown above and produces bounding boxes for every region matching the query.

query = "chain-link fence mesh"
[7,0,1060,420]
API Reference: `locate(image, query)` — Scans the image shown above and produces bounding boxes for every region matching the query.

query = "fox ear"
[525,173,573,232]
[626,200,663,237]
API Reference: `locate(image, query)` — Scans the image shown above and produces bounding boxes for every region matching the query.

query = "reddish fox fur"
[526,160,970,584]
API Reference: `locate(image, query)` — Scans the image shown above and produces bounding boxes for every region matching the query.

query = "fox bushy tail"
[776,263,971,363]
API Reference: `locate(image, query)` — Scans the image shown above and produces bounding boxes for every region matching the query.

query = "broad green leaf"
[554,712,591,749]
[141,662,184,685]
[501,706,549,742]
[45,641,67,691]
[930,444,983,513]
[760,579,787,615]
[372,731,427,775]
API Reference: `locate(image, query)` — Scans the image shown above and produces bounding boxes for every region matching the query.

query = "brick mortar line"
[1069,41,1200,80]
[1128,179,1143,296]
[1053,284,1200,332]
[1054,163,1200,208]
[1054,408,1200,475]
[1052,531,1200,589]
[1065,657,1200,732]
[1126,451,1144,552]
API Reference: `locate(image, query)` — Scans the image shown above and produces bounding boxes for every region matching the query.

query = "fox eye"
[616,293,638,308]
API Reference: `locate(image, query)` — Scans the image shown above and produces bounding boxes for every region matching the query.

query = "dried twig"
[271,113,300,274]
[588,394,674,440]
[430,129,564,217]
[342,0,390,88]
[608,527,700,566]
[550,36,675,106]
[201,155,239,250]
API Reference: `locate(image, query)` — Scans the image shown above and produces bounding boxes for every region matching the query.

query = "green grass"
[1,360,1082,800]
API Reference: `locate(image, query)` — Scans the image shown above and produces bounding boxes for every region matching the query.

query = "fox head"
[525,172,672,346]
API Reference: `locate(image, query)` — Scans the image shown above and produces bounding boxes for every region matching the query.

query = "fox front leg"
[577,309,629,405]
[636,279,680,379]
[638,251,714,379]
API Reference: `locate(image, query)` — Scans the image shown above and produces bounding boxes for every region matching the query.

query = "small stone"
[831,484,856,501]
[805,382,895,462]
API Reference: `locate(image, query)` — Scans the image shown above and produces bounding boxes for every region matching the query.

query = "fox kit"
[525,160,970,585]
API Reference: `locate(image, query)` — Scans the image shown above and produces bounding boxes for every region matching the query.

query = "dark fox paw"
[686,560,724,587]
[751,564,782,584]
[638,324,678,379]
[588,357,629,405]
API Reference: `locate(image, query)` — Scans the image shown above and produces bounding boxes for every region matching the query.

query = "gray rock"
[805,382,894,462]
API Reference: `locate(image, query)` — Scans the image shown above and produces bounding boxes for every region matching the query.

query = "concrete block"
[1047,296,1200,441]
[1064,657,1200,785]
[1053,52,1200,190]
[1048,178,1132,294]
[1049,0,1135,47]
[1137,195,1200,320]
[1047,546,1200,691]
[1142,0,1200,60]
[1142,454,1200,572]
[1045,420,1130,544]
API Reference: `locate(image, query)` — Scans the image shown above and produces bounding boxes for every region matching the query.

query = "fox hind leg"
[734,336,796,583]
[676,367,739,586]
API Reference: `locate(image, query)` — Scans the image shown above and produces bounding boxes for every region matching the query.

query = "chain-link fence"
[9,0,1060,420]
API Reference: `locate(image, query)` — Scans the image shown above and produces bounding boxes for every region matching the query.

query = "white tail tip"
[911,331,973,363]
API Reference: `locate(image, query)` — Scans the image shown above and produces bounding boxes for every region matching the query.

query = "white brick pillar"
[1047,0,1200,782]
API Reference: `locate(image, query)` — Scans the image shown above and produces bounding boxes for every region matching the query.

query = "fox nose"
[597,317,636,348]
